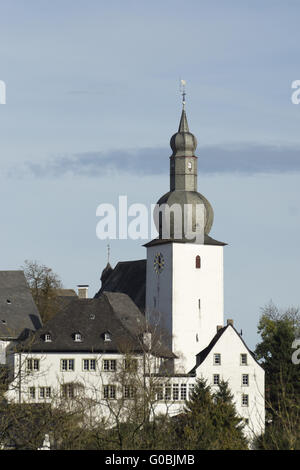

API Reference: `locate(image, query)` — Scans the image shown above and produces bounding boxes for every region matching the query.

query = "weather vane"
[180,79,186,109]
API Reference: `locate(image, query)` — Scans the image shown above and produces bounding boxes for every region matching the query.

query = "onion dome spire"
[178,108,190,132]
[154,82,214,240]
[149,81,226,246]
[170,81,197,158]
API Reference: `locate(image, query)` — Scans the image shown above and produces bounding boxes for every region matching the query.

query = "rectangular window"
[124,358,138,372]
[124,385,136,399]
[62,384,75,398]
[213,353,221,365]
[103,332,111,342]
[240,354,248,365]
[27,359,40,371]
[242,374,249,386]
[83,359,96,371]
[173,384,179,401]
[180,384,187,401]
[213,374,220,385]
[165,385,171,401]
[103,359,117,371]
[61,359,75,371]
[39,387,51,399]
[103,385,116,399]
[156,384,164,401]
[242,394,249,407]
[29,387,35,399]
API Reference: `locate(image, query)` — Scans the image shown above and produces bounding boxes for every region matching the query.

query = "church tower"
[145,92,226,373]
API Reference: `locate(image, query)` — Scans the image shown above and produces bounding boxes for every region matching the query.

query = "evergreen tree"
[254,303,300,449]
[177,378,248,450]
[213,380,248,449]
[255,305,300,415]
[182,378,217,449]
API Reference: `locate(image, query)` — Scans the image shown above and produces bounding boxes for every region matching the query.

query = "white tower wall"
[146,244,173,350]
[146,242,224,373]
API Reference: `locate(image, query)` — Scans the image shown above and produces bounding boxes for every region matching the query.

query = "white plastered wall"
[196,325,265,440]
[146,242,224,373]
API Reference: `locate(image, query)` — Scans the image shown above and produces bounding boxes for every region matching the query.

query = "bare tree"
[22,260,63,323]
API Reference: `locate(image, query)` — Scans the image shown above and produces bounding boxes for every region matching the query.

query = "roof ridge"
[194,323,263,370]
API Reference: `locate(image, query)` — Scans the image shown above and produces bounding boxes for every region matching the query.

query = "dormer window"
[74,333,83,342]
[44,333,52,342]
[104,332,112,342]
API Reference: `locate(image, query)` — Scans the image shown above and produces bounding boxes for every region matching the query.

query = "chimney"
[77,285,89,299]
[217,325,223,332]
[227,319,234,326]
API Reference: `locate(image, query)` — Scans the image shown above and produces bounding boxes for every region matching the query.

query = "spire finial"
[180,79,186,109]
[107,243,110,264]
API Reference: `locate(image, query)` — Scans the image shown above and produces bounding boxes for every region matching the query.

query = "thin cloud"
[21,143,300,178]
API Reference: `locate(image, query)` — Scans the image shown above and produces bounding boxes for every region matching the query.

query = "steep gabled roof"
[95,260,146,312]
[0,271,42,339]
[190,324,262,373]
[18,292,174,358]
[193,326,227,369]
[102,291,145,336]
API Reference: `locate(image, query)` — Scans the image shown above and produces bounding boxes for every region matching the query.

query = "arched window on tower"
[195,255,201,269]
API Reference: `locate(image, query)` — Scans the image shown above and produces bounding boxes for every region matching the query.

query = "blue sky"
[0,0,300,350]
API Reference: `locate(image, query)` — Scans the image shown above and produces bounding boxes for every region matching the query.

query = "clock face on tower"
[153,252,165,274]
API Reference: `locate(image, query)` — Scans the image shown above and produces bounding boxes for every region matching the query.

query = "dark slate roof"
[19,292,174,358]
[144,234,227,248]
[100,263,113,285]
[54,288,78,313]
[192,326,228,371]
[190,324,261,374]
[103,291,145,336]
[0,271,42,339]
[95,260,146,312]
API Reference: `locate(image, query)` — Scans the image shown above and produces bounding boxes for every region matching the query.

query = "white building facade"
[195,322,265,440]
[5,104,265,443]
